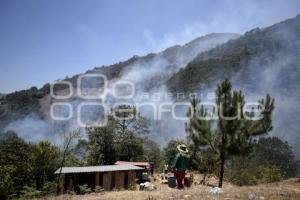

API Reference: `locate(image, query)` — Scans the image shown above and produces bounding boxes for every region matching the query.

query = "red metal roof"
[115,161,150,167]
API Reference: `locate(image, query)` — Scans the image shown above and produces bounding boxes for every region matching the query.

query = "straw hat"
[177,144,189,155]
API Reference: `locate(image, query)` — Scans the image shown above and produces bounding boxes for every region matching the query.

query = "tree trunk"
[56,152,66,195]
[218,156,225,188]
[56,138,71,195]
[201,173,207,185]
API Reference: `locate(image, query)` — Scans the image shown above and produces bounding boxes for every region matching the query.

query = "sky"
[0,0,300,93]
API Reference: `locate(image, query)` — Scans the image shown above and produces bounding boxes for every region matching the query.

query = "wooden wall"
[103,171,112,190]
[115,171,125,189]
[64,170,140,192]
[128,171,136,187]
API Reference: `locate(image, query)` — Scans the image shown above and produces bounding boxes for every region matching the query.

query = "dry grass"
[41,175,300,200]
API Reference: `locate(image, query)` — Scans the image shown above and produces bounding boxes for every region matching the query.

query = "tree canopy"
[186,79,275,187]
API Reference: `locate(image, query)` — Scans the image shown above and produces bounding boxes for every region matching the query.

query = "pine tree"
[186,79,274,187]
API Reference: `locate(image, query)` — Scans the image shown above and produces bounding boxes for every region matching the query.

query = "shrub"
[257,165,282,184]
[41,181,57,196]
[77,184,92,195]
[67,190,76,195]
[253,137,297,178]
[227,137,295,186]
[228,168,258,186]
[95,186,104,193]
[19,186,42,200]
[128,183,137,191]
[228,165,283,186]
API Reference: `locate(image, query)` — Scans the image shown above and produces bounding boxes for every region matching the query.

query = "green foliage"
[0,165,16,199]
[163,139,186,165]
[185,79,275,187]
[85,123,145,165]
[0,131,34,197]
[84,105,150,165]
[19,186,42,200]
[95,186,104,193]
[116,132,144,161]
[226,137,295,186]
[257,165,282,183]
[229,168,258,186]
[86,126,117,165]
[113,105,150,135]
[56,129,82,194]
[253,137,297,178]
[143,139,162,169]
[32,141,60,190]
[228,164,282,186]
[193,149,219,176]
[0,131,67,198]
[41,181,57,196]
[77,184,92,195]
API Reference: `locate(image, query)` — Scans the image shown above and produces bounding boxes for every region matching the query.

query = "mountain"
[64,33,240,91]
[167,15,300,93]
[0,33,239,139]
[167,15,300,157]
[1,15,300,157]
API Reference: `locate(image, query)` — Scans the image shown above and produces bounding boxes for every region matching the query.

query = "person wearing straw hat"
[172,144,190,189]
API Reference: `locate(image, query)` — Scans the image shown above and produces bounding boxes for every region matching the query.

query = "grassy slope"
[42,176,300,200]
[43,181,300,200]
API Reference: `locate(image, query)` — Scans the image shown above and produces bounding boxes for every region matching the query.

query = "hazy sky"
[0,0,299,93]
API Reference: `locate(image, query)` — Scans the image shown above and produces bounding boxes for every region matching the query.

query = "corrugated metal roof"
[54,165,143,174]
[115,161,150,167]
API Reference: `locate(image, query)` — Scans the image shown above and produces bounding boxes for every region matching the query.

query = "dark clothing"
[172,153,190,189]
[174,170,185,189]
[172,153,189,171]
[150,163,154,176]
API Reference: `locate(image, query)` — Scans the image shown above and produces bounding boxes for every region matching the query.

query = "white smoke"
[3,33,239,146]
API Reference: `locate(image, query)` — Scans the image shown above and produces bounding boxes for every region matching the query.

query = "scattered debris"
[210,187,222,194]
[142,172,151,181]
[140,182,156,191]
[248,192,256,200]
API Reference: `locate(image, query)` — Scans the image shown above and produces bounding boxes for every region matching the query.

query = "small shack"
[55,165,143,191]
[115,161,151,181]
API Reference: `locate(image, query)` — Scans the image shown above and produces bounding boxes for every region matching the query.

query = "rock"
[184,194,190,199]
[259,197,265,200]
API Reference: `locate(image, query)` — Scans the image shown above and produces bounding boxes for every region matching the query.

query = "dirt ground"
[42,174,300,200]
